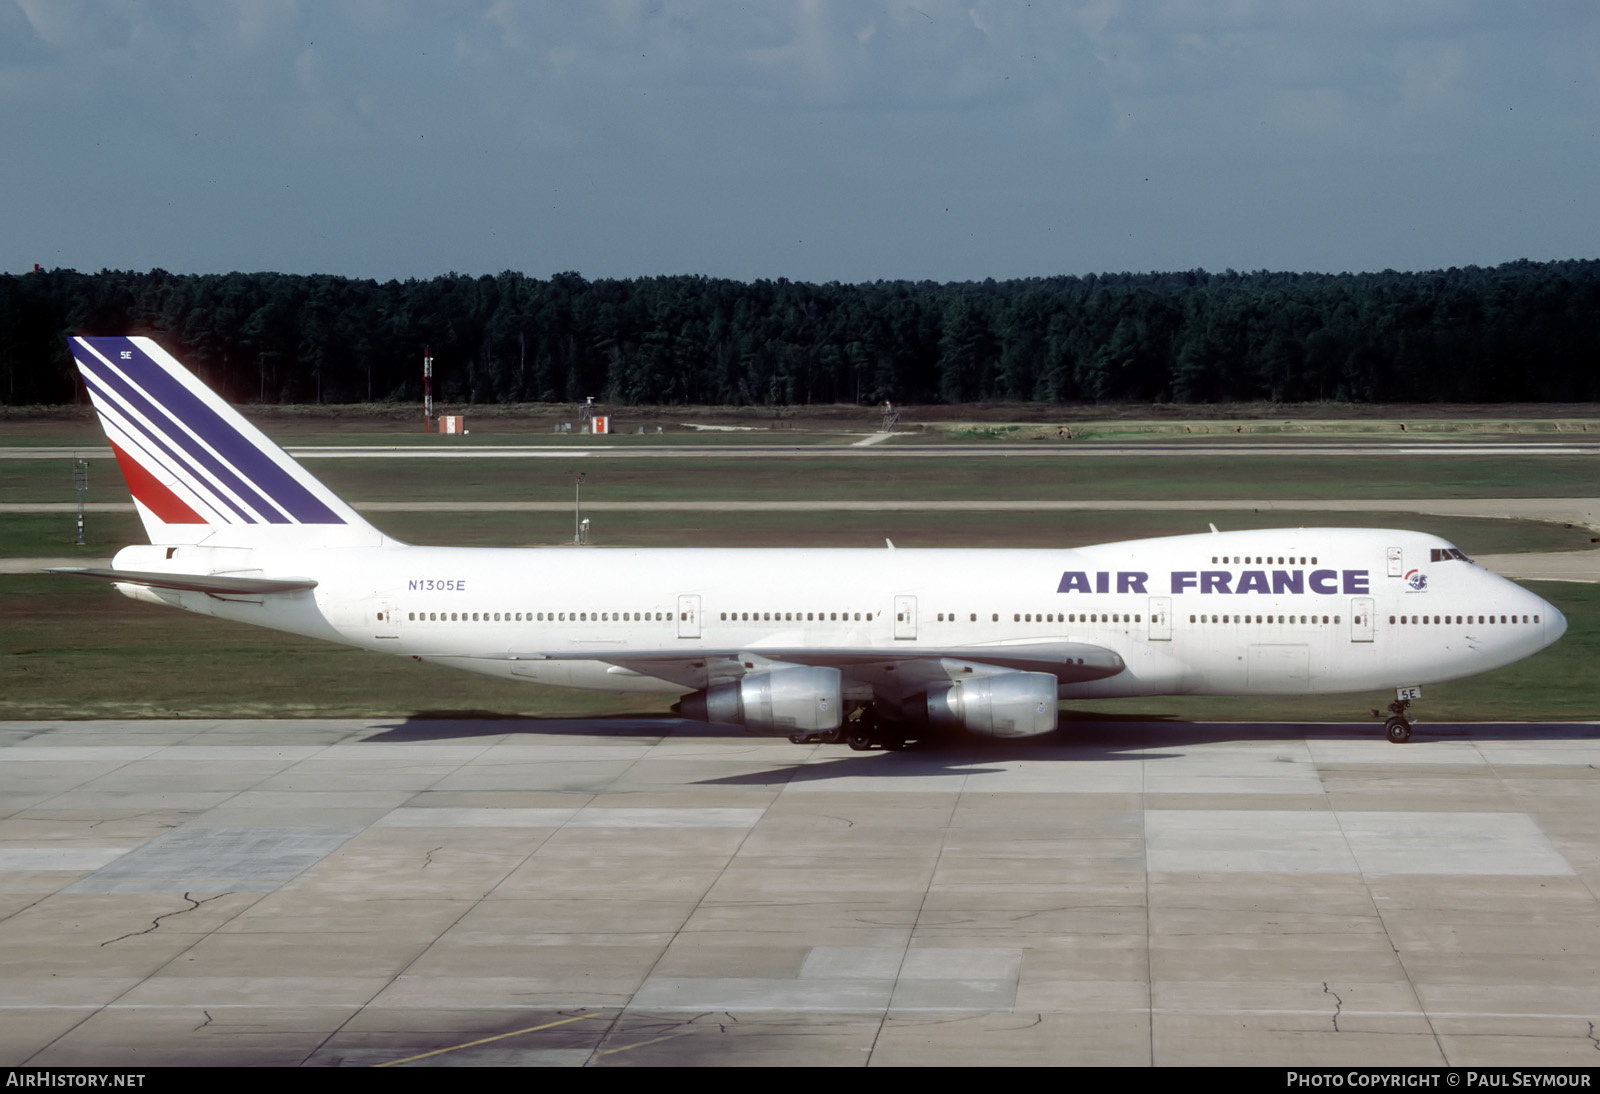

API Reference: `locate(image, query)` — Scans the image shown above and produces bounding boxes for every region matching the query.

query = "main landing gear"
[789,705,910,751]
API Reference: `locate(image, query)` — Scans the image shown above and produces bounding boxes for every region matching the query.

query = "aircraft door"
[1351,597,1374,642]
[1148,596,1171,641]
[894,595,917,640]
[374,598,398,640]
[677,594,701,639]
[1387,547,1403,578]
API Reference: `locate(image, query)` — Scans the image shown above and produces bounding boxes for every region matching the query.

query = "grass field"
[6,451,1599,504]
[9,398,1597,443]
[3,507,1594,559]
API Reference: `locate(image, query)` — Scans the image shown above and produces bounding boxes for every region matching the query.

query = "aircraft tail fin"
[68,336,392,548]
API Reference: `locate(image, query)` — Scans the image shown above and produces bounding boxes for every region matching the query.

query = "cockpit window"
[1430,547,1472,563]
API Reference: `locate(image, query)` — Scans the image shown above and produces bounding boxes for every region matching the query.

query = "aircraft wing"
[496,641,1125,692]
[45,567,319,595]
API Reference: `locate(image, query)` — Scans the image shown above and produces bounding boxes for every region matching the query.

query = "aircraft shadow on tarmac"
[359,712,1597,763]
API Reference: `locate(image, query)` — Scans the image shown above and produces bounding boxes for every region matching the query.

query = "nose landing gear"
[1373,694,1416,744]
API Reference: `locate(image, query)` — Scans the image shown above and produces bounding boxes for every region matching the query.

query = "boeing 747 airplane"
[53,337,1566,747]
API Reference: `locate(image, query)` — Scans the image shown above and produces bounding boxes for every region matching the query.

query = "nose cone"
[1543,599,1568,647]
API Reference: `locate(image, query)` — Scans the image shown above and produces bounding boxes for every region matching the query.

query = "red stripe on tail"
[109,441,206,524]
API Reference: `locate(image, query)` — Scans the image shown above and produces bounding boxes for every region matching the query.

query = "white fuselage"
[113,527,1565,701]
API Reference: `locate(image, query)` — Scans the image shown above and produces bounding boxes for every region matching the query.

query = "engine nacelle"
[676,667,843,735]
[924,671,1058,738]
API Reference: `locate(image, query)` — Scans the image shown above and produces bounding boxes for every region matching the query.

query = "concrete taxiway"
[7,496,1600,524]
[3,716,1599,1067]
[10,545,1600,583]
[6,440,1599,461]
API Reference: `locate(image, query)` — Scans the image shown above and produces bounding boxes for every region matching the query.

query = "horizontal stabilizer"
[45,567,318,595]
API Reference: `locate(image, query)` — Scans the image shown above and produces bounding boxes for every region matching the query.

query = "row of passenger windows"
[408,611,676,623]
[1392,614,1536,625]
[401,608,1536,628]
[922,612,1143,623]
[1014,612,1137,623]
[1210,555,1317,565]
[928,612,1145,623]
[1191,614,1340,624]
[719,611,876,622]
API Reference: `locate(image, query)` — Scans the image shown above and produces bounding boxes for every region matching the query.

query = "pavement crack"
[100,891,231,946]
[1323,982,1343,1033]
[193,1010,213,1031]
[87,812,178,831]
[1588,1021,1599,1052]
[422,846,444,868]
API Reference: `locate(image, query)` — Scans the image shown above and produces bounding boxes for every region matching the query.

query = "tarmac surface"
[8,552,1599,583]
[5,440,1599,460]
[3,716,1600,1067]
[7,495,1600,527]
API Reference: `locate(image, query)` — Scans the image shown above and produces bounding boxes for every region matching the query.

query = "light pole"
[572,472,586,544]
[73,459,88,546]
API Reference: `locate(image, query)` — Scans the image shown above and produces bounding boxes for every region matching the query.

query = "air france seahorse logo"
[1405,569,1428,591]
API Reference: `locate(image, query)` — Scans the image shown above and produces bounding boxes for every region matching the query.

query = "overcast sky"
[4,1,1596,283]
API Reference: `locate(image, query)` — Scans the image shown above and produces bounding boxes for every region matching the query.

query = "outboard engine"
[923,670,1058,738]
[676,666,843,735]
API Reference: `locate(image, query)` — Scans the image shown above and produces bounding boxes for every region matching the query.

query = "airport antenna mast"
[423,347,433,433]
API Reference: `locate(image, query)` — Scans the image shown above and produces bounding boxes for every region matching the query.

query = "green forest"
[2,260,1596,407]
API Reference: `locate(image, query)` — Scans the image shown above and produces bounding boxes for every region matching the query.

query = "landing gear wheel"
[845,706,878,751]
[1384,716,1412,744]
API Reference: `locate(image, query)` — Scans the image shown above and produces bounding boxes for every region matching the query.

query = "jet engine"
[675,667,843,735]
[923,670,1058,738]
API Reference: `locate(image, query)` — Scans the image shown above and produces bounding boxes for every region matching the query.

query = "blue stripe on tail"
[77,337,345,525]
